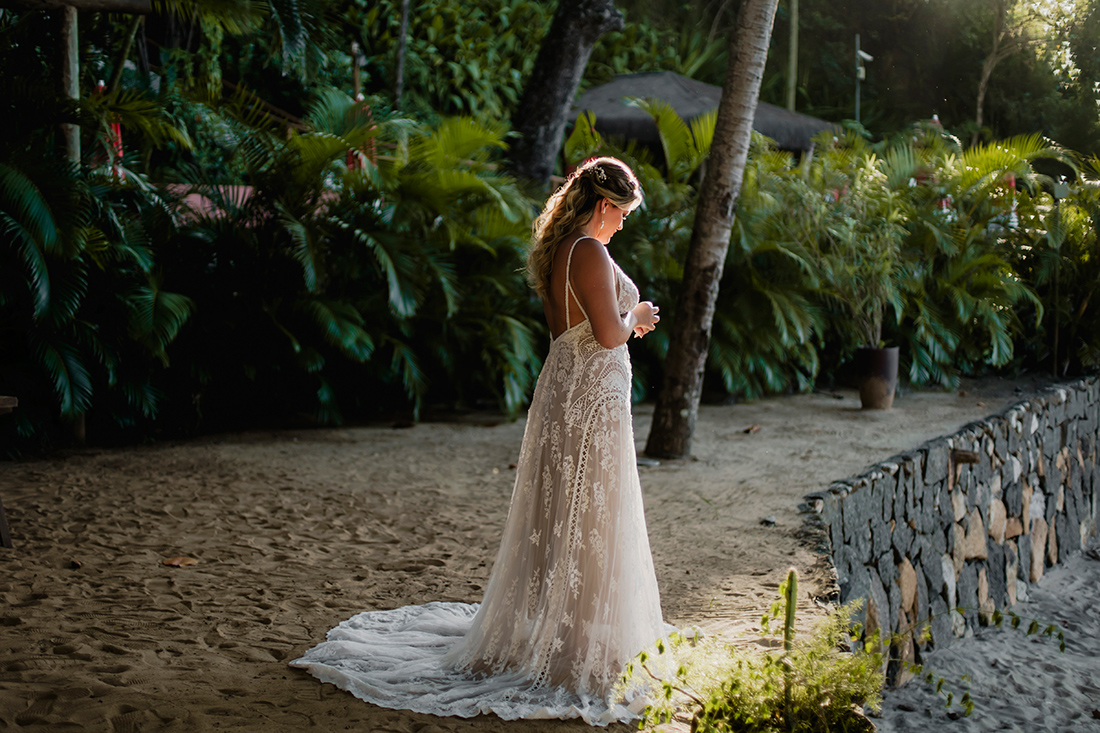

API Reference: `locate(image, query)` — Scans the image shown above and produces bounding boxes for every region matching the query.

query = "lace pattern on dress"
[290,245,666,726]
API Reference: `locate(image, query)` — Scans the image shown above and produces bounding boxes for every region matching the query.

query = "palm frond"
[32,336,93,418]
[300,298,373,361]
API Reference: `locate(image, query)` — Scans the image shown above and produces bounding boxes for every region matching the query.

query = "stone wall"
[803,377,1100,664]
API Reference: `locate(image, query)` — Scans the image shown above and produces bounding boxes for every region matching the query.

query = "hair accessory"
[593,165,607,183]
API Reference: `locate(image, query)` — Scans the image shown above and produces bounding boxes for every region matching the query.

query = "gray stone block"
[842,494,862,543]
[930,523,947,555]
[937,481,954,527]
[1056,512,1070,562]
[1048,399,1066,427]
[924,439,951,484]
[892,516,913,558]
[872,515,892,558]
[868,567,892,638]
[957,563,979,629]
[915,559,930,632]
[827,507,843,551]
[1066,482,1082,541]
[1008,417,1021,454]
[924,547,945,596]
[886,576,901,636]
[1004,477,1023,516]
[874,472,898,522]
[833,543,851,589]
[976,479,991,526]
[930,596,952,649]
[987,541,1006,607]
[1043,429,1059,462]
[877,551,898,588]
[1017,529,1031,580]
[995,421,1009,461]
[892,467,908,524]
[840,562,870,606]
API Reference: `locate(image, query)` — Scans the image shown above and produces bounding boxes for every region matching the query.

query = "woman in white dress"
[291,157,668,725]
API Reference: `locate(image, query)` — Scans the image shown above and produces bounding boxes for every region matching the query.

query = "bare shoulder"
[567,236,611,269]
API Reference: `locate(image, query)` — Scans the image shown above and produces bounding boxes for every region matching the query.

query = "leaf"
[564,111,603,166]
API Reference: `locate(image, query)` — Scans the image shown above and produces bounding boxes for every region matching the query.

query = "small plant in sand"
[622,569,884,732]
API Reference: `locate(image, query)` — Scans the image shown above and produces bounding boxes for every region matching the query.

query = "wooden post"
[60,4,80,163]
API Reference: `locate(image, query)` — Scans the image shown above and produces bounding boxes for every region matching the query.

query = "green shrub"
[626,570,884,732]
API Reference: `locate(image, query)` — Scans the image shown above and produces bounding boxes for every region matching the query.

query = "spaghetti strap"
[564,235,589,326]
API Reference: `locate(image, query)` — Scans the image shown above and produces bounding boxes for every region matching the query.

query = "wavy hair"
[526,157,643,299]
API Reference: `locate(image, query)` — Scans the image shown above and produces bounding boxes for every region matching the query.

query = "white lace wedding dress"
[290,238,668,725]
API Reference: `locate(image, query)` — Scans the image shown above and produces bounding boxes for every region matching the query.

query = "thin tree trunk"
[509,0,624,185]
[107,15,142,94]
[644,0,779,459]
[135,13,150,85]
[395,0,410,110]
[972,0,1008,147]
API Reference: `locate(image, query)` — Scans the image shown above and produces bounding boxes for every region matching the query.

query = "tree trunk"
[394,0,410,110]
[972,0,1008,147]
[107,15,142,94]
[644,0,779,459]
[59,5,80,164]
[508,0,623,185]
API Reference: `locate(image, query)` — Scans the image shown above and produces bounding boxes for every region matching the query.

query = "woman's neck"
[579,217,606,244]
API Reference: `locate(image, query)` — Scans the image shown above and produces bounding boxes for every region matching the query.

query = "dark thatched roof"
[572,72,835,152]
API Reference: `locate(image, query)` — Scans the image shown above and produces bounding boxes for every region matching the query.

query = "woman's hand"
[631,301,659,338]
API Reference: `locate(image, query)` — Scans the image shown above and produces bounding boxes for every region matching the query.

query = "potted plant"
[816,147,908,408]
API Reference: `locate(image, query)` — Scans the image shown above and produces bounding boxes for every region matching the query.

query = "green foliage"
[587,14,727,90]
[630,572,884,732]
[157,99,539,429]
[347,0,552,120]
[578,97,1084,401]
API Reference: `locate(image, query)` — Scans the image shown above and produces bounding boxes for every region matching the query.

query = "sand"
[876,546,1100,732]
[1,374,1095,732]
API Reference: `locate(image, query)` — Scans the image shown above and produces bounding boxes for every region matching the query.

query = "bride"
[291,157,669,725]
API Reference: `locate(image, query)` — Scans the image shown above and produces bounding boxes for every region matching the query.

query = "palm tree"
[645,0,781,459]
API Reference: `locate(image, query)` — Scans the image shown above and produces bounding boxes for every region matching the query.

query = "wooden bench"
[0,396,16,548]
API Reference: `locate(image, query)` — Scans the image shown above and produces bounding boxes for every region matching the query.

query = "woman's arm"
[569,238,659,349]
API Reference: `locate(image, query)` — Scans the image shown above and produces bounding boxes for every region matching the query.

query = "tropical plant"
[156,92,540,429]
[628,570,884,732]
[892,131,1062,384]
[0,77,196,452]
[1009,155,1100,376]
[345,0,552,120]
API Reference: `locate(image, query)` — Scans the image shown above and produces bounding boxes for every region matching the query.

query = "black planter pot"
[855,346,899,410]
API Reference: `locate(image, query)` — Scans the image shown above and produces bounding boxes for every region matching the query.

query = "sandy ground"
[876,545,1100,732]
[1,374,1093,732]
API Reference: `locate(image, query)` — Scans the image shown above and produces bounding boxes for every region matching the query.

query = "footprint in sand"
[108,707,165,733]
[14,694,55,726]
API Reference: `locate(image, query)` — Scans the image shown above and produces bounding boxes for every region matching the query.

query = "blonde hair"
[526,157,643,299]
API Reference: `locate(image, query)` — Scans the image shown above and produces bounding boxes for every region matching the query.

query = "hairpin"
[593,165,607,183]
